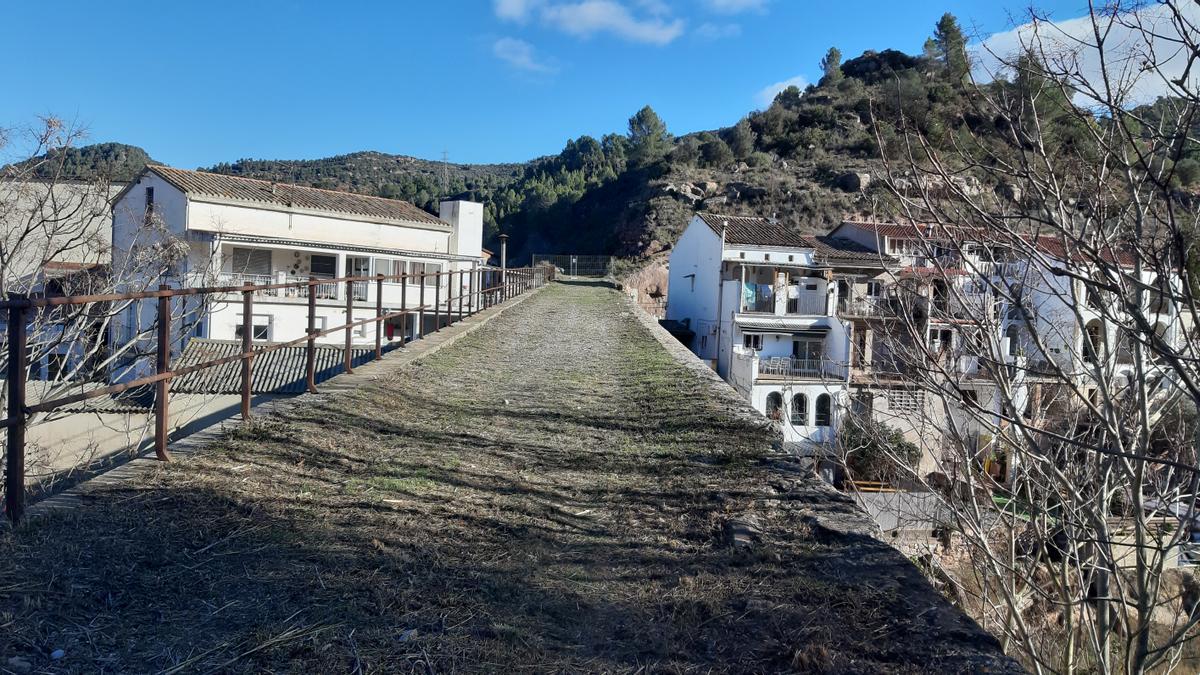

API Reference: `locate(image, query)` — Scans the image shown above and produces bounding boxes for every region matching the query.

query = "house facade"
[667,214,891,458]
[110,166,484,363]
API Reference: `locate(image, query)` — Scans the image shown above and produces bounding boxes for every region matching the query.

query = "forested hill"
[18,142,155,182]
[22,12,1199,267]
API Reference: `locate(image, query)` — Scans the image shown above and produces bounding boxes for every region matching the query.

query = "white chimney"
[440,200,484,261]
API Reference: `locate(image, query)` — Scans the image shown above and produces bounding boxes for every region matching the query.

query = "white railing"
[757,356,847,380]
[786,293,827,316]
[220,273,339,300]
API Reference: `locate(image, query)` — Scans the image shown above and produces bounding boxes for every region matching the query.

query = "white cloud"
[974,3,1200,106]
[493,37,557,73]
[755,75,807,108]
[541,1,685,44]
[495,0,684,45]
[703,0,768,14]
[695,22,741,40]
[494,0,542,22]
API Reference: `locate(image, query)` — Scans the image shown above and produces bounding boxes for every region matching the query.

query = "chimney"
[440,200,484,260]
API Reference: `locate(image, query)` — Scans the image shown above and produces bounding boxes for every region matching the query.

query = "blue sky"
[2,0,1092,168]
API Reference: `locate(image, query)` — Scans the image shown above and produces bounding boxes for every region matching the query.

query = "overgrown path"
[0,282,1016,673]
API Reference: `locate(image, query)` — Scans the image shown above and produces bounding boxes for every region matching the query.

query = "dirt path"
[0,281,1016,673]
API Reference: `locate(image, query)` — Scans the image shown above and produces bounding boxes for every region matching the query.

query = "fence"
[2,265,549,524]
[531,254,613,277]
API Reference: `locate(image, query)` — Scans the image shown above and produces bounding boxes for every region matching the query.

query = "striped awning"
[734,315,832,334]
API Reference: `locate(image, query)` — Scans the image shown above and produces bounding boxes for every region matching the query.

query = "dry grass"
[0,282,1015,673]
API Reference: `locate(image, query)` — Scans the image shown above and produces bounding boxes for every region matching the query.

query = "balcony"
[739,283,828,316]
[838,297,897,318]
[757,356,848,380]
[218,272,443,307]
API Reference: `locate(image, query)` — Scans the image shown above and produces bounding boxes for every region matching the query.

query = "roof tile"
[149,166,447,227]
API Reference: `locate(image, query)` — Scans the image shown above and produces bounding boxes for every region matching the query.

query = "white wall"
[187,200,451,254]
[442,200,484,264]
[666,216,723,359]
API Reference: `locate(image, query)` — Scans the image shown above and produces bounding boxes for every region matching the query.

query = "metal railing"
[757,356,847,380]
[2,265,548,524]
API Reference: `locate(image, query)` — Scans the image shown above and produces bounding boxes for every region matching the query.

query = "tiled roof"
[802,235,896,266]
[839,219,979,240]
[171,339,381,395]
[148,166,448,227]
[1027,235,1136,267]
[697,213,812,248]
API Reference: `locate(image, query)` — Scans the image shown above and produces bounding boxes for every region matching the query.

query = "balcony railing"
[757,356,847,380]
[786,293,827,316]
[221,273,339,300]
[838,297,896,318]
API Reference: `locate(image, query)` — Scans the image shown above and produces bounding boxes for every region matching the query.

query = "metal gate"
[530,254,613,277]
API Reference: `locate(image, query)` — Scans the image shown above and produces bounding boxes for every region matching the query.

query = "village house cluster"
[666,213,1190,484]
[4,167,490,478]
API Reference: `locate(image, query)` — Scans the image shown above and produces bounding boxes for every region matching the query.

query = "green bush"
[839,414,922,482]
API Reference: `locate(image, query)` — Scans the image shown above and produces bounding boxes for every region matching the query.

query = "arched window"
[791,394,808,425]
[765,392,783,421]
[815,394,832,427]
[1005,325,1019,358]
[1084,320,1104,363]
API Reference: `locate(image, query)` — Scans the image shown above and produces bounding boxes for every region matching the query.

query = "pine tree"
[819,47,843,86]
[727,118,757,159]
[627,106,673,168]
[933,13,970,84]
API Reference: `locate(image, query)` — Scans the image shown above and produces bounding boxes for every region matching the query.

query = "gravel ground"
[0,281,1018,673]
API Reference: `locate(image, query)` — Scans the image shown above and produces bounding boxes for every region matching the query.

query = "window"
[764,254,771,261]
[791,394,808,425]
[234,314,272,341]
[739,252,746,259]
[962,389,978,407]
[230,248,271,276]
[310,254,336,278]
[1005,325,1019,358]
[743,333,763,350]
[699,335,708,351]
[865,280,882,297]
[144,186,155,223]
[411,262,441,285]
[1084,320,1104,363]
[788,255,794,262]
[889,390,924,413]
[929,328,953,353]
[47,353,68,381]
[765,392,784,421]
[375,258,395,279]
[815,394,831,427]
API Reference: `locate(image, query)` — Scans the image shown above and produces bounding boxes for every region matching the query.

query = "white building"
[667,214,891,455]
[110,166,484,359]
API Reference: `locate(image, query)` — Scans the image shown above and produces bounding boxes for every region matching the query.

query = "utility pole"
[441,149,449,196]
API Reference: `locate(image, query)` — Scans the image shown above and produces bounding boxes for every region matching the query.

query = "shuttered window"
[230,248,271,276]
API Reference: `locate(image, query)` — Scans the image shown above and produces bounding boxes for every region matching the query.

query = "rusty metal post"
[344,279,354,374]
[375,274,383,360]
[468,265,476,316]
[154,284,171,461]
[418,271,426,340]
[240,284,253,420]
[306,277,317,394]
[5,296,27,525]
[457,269,465,320]
[434,271,442,332]
[400,271,408,342]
